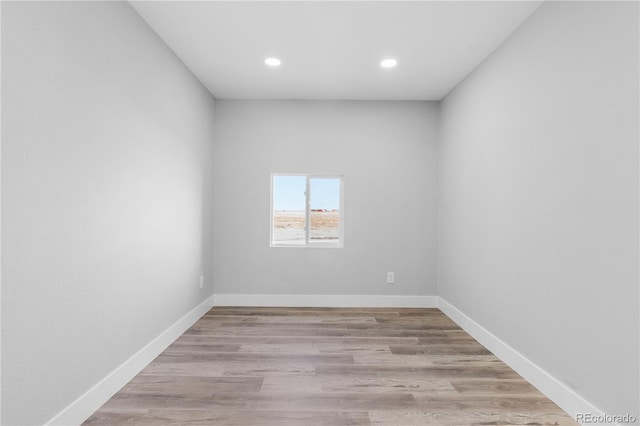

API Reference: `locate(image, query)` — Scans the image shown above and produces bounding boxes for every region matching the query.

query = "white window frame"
[270,173,344,248]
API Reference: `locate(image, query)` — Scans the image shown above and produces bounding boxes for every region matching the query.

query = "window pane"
[309,178,341,242]
[272,175,306,244]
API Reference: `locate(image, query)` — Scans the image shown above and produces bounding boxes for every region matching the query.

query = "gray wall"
[438,0,638,419]
[1,2,216,424]
[213,100,438,296]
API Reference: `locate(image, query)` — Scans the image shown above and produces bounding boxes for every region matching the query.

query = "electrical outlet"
[387,272,395,284]
[199,275,204,289]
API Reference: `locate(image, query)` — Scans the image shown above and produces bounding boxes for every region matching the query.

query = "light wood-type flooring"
[85,307,577,425]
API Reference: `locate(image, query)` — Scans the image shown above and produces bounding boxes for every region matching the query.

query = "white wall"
[439,0,638,420]
[1,2,216,424]
[213,100,438,298]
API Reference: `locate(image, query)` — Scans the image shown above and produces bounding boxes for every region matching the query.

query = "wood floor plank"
[186,326,466,338]
[315,364,522,379]
[84,307,576,425]
[256,315,379,325]
[140,361,317,377]
[100,393,212,410]
[151,409,370,426]
[86,409,371,425]
[101,392,416,412]
[138,362,226,377]
[177,335,419,345]
[163,343,242,354]
[369,411,578,425]
[425,354,511,367]
[154,352,355,365]
[352,353,436,366]
[261,375,457,394]
[123,376,263,394]
[389,343,491,355]
[238,343,391,354]
[218,362,318,377]
[206,392,417,411]
[414,394,566,413]
[449,378,541,395]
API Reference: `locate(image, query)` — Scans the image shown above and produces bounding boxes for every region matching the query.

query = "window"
[271,174,344,247]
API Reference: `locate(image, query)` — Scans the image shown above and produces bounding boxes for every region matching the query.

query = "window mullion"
[305,176,311,244]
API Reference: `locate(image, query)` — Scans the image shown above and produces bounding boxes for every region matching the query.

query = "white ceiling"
[131,1,543,100]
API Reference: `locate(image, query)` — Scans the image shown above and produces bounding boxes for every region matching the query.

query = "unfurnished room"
[1,1,638,425]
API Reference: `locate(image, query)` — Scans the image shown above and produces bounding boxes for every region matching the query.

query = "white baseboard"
[438,298,612,426]
[212,293,439,308]
[46,295,214,426]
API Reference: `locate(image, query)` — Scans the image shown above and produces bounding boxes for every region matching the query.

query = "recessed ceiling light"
[265,57,281,67]
[380,58,398,68]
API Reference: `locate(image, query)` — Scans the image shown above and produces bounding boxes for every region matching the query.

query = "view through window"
[271,174,343,247]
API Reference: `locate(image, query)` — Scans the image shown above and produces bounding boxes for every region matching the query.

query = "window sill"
[270,242,343,249]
